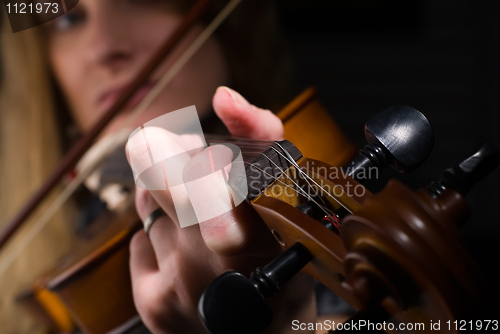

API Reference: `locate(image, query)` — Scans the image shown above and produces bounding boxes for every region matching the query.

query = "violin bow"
[0,0,241,251]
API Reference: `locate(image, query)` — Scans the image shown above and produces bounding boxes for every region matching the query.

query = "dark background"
[275,0,500,293]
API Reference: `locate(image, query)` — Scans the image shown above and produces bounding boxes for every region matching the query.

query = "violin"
[15,87,356,333]
[17,88,500,333]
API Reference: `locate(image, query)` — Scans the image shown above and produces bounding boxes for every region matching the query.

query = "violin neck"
[203,135,304,201]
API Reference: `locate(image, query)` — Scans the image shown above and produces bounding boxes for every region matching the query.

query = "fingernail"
[220,86,247,105]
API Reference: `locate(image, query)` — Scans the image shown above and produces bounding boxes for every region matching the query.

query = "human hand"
[127,87,316,334]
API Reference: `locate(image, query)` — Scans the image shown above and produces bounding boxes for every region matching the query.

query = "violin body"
[16,204,141,333]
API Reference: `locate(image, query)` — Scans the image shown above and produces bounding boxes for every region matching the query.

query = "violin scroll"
[342,142,500,327]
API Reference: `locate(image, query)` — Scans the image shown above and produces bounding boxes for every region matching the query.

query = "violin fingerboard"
[241,140,303,201]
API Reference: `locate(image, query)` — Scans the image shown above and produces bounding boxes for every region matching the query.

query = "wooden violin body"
[16,202,141,334]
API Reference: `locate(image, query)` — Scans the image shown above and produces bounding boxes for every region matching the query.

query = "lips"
[97,81,157,113]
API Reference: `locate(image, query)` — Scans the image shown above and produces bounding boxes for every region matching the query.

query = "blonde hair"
[0,13,76,334]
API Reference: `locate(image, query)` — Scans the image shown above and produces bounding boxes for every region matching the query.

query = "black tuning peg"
[300,106,434,222]
[427,141,500,197]
[198,243,312,334]
[345,105,434,181]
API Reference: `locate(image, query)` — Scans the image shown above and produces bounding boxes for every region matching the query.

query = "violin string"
[258,153,333,216]
[272,143,352,214]
[212,140,349,214]
[273,142,352,214]
[226,140,333,213]
[267,146,330,211]
[206,134,274,145]
[0,0,242,278]
[266,145,330,210]
[243,161,310,200]
[206,140,316,199]
[242,161,331,214]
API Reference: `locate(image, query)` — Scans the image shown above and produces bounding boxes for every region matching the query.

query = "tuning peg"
[198,271,272,334]
[198,243,312,334]
[427,141,500,197]
[345,105,434,180]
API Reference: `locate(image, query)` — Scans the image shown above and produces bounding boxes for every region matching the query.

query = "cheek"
[49,46,91,129]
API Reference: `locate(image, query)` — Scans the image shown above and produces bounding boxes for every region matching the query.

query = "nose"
[84,6,134,73]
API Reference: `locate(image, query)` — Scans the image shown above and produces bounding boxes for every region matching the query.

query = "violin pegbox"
[250,105,435,244]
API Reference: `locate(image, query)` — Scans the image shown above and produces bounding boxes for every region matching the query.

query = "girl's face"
[45,0,228,137]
